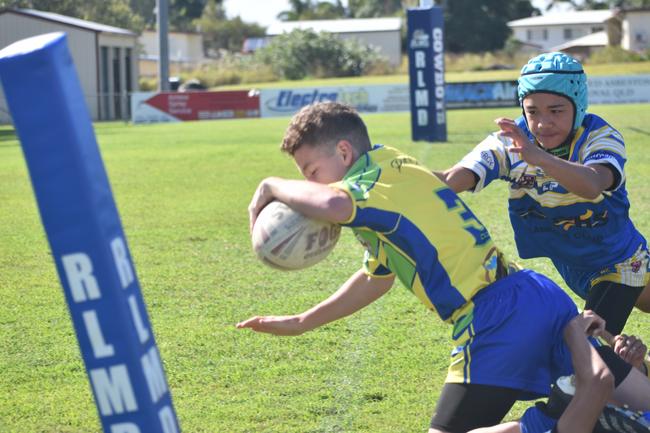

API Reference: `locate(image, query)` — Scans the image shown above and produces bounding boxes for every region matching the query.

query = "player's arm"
[433,165,478,193]
[248,176,353,231]
[599,331,650,375]
[496,118,613,199]
[236,269,395,336]
[556,311,614,433]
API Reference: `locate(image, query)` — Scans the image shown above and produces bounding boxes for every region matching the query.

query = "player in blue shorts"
[436,52,650,336]
[237,102,636,432]
[470,312,650,433]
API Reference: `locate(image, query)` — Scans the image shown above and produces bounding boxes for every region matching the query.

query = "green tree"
[545,0,650,9]
[256,28,387,79]
[443,0,537,53]
[195,0,265,54]
[277,0,346,21]
[169,0,207,31]
[348,0,403,18]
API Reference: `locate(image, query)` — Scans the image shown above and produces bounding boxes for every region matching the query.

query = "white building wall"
[512,23,606,51]
[622,12,650,52]
[139,31,204,62]
[0,12,98,122]
[339,30,401,66]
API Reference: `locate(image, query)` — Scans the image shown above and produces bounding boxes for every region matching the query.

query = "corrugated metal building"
[0,8,139,123]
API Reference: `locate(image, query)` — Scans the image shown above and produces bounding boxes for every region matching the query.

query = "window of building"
[543,29,548,40]
[591,26,604,33]
[113,47,122,119]
[564,28,573,40]
[527,29,532,41]
[100,46,110,120]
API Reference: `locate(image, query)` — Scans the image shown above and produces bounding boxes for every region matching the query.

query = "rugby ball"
[252,200,341,270]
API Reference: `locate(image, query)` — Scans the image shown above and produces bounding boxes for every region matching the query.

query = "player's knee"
[428,428,450,433]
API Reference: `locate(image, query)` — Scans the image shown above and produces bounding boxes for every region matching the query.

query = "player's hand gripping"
[495,117,550,167]
[613,334,648,371]
[236,315,306,336]
[248,177,278,233]
[572,310,606,337]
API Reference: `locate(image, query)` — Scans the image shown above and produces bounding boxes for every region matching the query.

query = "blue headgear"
[518,52,588,131]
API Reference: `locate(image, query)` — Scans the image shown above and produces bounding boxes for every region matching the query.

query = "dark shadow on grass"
[628,127,650,136]
[0,128,18,146]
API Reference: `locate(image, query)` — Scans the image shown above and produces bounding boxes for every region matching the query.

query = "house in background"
[138,30,205,78]
[0,8,138,122]
[508,8,650,59]
[613,8,650,53]
[508,10,612,53]
[266,17,402,66]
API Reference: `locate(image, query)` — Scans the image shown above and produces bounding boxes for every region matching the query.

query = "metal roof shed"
[0,8,138,122]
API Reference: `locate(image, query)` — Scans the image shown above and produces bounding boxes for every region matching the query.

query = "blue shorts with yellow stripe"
[520,405,556,433]
[446,270,578,399]
[553,243,650,299]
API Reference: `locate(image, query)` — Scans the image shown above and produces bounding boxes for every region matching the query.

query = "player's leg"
[432,271,579,432]
[635,281,650,312]
[613,363,650,412]
[429,383,522,433]
[464,423,521,433]
[584,280,643,335]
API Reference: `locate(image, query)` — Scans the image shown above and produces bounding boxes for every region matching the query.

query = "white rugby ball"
[252,200,341,270]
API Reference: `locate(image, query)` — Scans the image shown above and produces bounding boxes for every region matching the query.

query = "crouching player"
[237,102,642,432]
[470,311,650,433]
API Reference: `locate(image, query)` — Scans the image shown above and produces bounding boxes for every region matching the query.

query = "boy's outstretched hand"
[236,315,306,336]
[495,117,550,167]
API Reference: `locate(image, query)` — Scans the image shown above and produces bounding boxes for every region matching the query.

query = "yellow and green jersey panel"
[332,145,513,323]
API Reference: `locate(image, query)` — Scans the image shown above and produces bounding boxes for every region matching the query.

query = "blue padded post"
[0,33,181,433]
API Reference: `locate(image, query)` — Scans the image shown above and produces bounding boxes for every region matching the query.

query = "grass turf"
[0,105,649,432]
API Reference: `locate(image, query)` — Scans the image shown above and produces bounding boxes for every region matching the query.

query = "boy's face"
[522,92,574,149]
[293,140,356,184]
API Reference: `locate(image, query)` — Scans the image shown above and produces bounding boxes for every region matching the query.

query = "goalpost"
[0,32,180,433]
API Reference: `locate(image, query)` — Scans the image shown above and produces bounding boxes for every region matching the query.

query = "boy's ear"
[336,139,356,166]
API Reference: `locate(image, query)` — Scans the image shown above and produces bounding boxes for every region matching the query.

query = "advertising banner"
[131,90,260,124]
[407,6,447,142]
[588,74,650,105]
[259,85,410,117]
[446,81,518,108]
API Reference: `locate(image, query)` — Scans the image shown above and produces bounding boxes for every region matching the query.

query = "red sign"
[144,91,260,121]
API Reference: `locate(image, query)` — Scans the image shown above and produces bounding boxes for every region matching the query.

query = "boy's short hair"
[281,102,372,156]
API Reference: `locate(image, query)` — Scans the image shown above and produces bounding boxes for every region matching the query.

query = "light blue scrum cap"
[518,52,588,131]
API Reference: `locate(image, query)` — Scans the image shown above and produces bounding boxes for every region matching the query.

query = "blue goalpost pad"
[0,33,181,433]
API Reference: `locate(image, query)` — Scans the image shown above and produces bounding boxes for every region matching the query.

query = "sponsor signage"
[407,6,447,142]
[131,90,260,124]
[446,81,518,108]
[588,74,650,104]
[130,74,650,124]
[259,85,410,117]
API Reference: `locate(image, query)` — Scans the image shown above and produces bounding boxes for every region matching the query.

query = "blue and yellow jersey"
[332,145,515,323]
[458,113,646,273]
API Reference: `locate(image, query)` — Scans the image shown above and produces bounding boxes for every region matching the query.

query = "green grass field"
[216,61,650,90]
[1,105,649,433]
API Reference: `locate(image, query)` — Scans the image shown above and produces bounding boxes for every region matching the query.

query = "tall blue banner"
[0,33,181,433]
[407,6,447,142]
